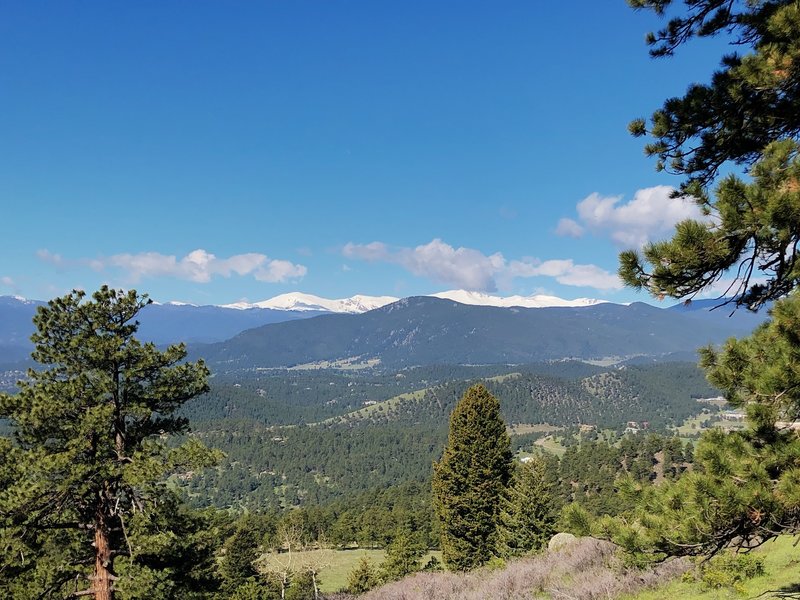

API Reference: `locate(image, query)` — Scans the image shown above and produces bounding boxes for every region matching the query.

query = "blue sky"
[0,1,731,305]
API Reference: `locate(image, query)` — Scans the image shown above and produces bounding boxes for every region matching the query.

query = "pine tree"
[0,287,218,600]
[614,224,800,559]
[346,557,378,595]
[604,0,800,562]
[497,457,556,558]
[621,0,800,310]
[220,523,261,589]
[627,0,800,191]
[379,528,425,582]
[432,383,512,571]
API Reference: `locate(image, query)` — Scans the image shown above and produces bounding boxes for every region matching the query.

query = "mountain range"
[0,292,767,367]
[197,296,765,370]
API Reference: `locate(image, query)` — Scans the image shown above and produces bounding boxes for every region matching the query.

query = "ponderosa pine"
[621,0,800,310]
[609,0,800,561]
[0,287,218,599]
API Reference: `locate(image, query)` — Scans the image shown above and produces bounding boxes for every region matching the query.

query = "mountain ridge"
[196,295,764,370]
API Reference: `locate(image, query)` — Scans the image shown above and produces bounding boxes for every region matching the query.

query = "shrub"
[700,552,766,590]
[347,557,379,595]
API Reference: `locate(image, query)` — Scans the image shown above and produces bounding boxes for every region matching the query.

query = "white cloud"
[344,239,505,291]
[554,218,584,238]
[254,259,307,283]
[343,238,622,292]
[37,248,307,284]
[37,249,67,267]
[558,186,705,247]
[1,276,15,289]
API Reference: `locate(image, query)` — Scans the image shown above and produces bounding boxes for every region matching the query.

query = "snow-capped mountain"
[221,292,400,314]
[219,290,607,313]
[429,290,608,309]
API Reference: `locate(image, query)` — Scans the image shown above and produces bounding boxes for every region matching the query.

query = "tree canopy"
[598,292,800,558]
[609,0,800,561]
[0,287,218,600]
[622,0,800,309]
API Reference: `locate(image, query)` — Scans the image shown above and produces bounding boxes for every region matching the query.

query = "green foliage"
[700,552,766,591]
[628,1,800,185]
[227,579,279,600]
[623,0,800,309]
[0,287,218,598]
[284,570,317,600]
[347,557,379,595]
[606,293,800,560]
[560,503,592,537]
[700,292,800,433]
[620,141,800,309]
[220,521,262,588]
[497,457,557,557]
[379,528,425,582]
[432,384,513,571]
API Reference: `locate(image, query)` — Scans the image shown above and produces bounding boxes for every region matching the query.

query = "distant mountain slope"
[198,296,763,369]
[323,362,717,430]
[0,296,45,363]
[667,297,768,333]
[134,303,321,344]
[0,296,323,362]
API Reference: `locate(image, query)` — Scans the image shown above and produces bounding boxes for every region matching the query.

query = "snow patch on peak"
[221,292,399,314]
[430,290,608,309]
[218,290,608,313]
[1,295,36,305]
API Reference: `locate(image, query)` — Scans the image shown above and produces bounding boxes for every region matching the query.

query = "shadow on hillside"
[756,583,800,598]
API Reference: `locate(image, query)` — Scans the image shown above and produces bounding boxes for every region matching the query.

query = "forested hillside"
[179,361,717,510]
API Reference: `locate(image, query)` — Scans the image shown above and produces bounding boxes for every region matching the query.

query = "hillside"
[198,297,761,369]
[180,362,719,509]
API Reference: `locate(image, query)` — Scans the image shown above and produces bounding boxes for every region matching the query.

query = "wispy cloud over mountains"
[342,239,621,292]
[37,249,307,284]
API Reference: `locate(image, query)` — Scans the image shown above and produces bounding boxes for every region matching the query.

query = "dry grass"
[332,538,690,600]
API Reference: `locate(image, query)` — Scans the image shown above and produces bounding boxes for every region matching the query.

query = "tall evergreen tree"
[220,522,261,590]
[0,287,217,600]
[497,457,556,558]
[432,384,512,571]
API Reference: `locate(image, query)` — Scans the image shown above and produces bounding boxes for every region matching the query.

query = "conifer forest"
[3,1,800,599]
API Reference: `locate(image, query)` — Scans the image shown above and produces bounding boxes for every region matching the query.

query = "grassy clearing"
[314,388,430,425]
[533,434,566,457]
[624,535,800,600]
[673,414,745,438]
[258,548,442,593]
[485,372,523,383]
[507,423,562,436]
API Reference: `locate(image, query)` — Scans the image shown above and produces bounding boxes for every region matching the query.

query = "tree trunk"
[93,508,114,600]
